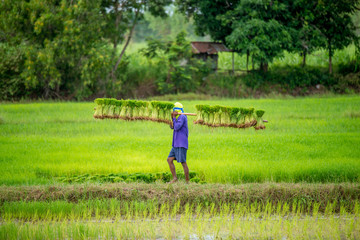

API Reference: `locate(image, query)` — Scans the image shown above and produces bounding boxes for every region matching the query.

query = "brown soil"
[244,122,252,128]
[93,115,105,119]
[193,120,204,125]
[250,120,257,127]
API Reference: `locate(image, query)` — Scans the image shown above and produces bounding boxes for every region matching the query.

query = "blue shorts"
[168,147,187,163]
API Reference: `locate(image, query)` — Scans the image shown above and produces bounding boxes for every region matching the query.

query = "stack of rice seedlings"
[194,105,204,124]
[138,101,149,120]
[143,101,152,120]
[114,99,124,118]
[93,98,105,119]
[202,105,211,125]
[126,100,137,120]
[213,105,221,127]
[245,107,257,127]
[161,102,175,124]
[220,106,231,126]
[229,107,240,128]
[102,98,113,118]
[208,106,216,126]
[119,100,129,120]
[110,99,119,118]
[132,101,142,120]
[238,108,247,128]
[254,110,266,130]
[150,101,161,122]
[193,104,265,130]
[94,99,266,129]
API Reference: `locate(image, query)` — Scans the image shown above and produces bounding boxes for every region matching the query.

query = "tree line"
[1,0,359,100]
[176,0,359,73]
[1,0,172,100]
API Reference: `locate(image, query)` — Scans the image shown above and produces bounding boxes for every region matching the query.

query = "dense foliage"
[140,31,212,94]
[1,0,359,100]
[0,0,171,100]
[176,0,360,73]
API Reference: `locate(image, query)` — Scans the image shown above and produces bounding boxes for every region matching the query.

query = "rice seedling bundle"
[254,110,266,130]
[94,98,175,124]
[194,104,266,130]
[94,98,266,129]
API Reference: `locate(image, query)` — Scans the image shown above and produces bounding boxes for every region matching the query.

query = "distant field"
[124,42,356,71]
[218,45,355,71]
[0,96,360,185]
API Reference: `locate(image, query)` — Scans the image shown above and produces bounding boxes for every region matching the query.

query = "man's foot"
[169,178,178,184]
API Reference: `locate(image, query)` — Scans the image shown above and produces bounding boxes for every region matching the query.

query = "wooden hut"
[191,42,231,70]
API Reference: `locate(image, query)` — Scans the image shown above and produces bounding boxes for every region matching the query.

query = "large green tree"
[1,0,172,99]
[284,0,325,67]
[177,0,359,73]
[222,0,292,72]
[1,0,112,99]
[176,0,239,43]
[307,0,359,73]
[100,0,171,82]
[141,31,212,94]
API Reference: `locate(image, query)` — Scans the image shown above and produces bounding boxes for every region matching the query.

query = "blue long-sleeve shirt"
[171,115,188,149]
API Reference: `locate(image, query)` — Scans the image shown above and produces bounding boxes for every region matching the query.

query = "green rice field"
[1,200,359,239]
[1,95,360,238]
[0,95,360,185]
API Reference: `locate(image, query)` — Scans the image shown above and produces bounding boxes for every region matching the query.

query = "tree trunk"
[232,52,234,74]
[302,50,307,67]
[111,6,140,80]
[44,82,50,99]
[246,50,249,71]
[112,2,120,53]
[55,82,60,97]
[252,54,254,70]
[260,61,268,72]
[329,42,333,74]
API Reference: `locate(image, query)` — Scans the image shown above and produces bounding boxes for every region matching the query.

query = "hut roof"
[191,42,231,55]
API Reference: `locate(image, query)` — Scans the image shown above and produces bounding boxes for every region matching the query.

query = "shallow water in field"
[1,214,359,239]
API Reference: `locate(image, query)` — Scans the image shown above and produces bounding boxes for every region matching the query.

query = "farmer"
[168,102,189,183]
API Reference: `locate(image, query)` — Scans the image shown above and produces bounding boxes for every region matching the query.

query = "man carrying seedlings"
[168,102,190,183]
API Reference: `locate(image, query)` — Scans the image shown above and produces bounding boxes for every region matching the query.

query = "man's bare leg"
[181,162,190,183]
[167,157,178,183]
